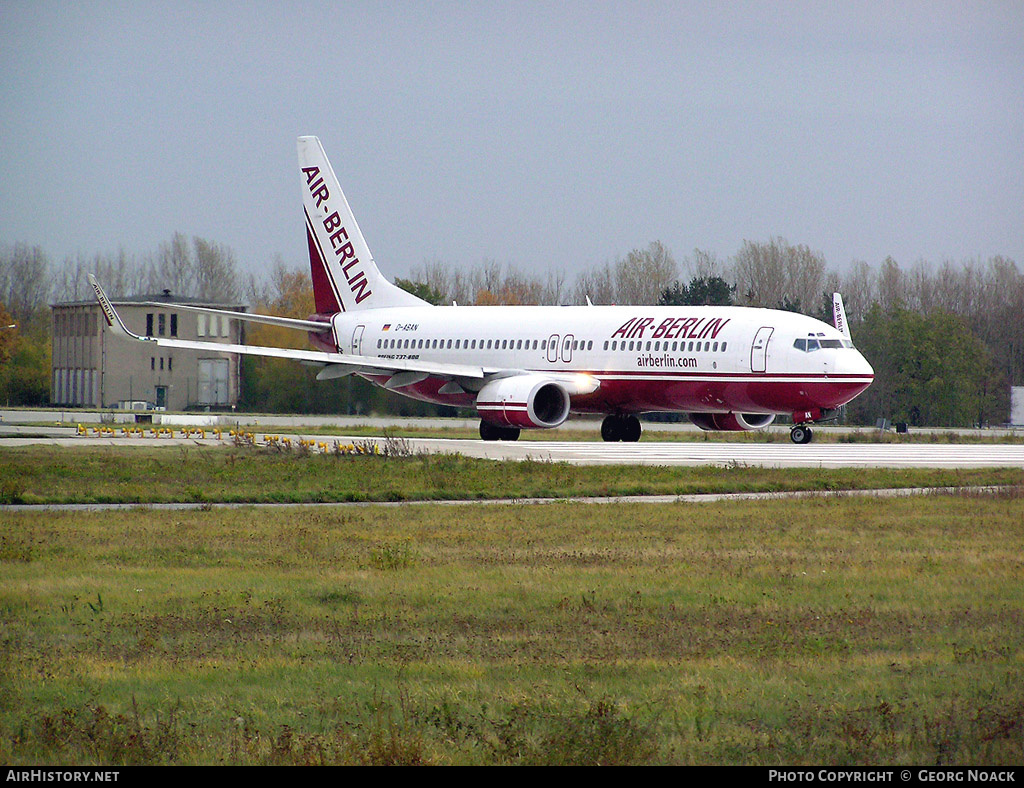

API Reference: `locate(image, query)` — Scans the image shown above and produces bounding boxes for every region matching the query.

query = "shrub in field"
[486,697,658,766]
[34,702,184,765]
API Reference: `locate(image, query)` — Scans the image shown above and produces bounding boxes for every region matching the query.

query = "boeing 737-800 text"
[90,136,874,444]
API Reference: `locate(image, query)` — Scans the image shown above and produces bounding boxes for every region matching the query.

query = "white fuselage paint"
[327,303,874,418]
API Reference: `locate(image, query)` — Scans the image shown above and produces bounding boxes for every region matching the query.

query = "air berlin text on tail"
[303,165,372,305]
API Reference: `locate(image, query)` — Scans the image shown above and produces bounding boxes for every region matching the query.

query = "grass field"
[2,445,1024,505]
[1,455,1023,764]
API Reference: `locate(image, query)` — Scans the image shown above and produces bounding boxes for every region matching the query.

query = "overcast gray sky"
[2,1,1022,284]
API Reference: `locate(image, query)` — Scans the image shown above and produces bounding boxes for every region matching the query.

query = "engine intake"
[689,412,776,432]
[476,375,571,429]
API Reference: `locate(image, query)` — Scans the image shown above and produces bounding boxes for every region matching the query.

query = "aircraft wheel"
[790,425,813,444]
[601,415,622,442]
[480,420,502,441]
[499,426,521,441]
[622,414,642,442]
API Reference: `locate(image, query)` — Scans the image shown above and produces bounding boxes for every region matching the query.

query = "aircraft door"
[562,334,575,364]
[750,326,774,373]
[547,334,560,363]
[351,325,365,355]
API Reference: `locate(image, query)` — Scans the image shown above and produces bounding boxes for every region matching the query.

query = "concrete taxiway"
[3,425,1024,468]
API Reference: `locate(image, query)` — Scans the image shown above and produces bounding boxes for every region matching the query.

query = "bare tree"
[731,237,825,311]
[875,256,908,312]
[685,248,726,280]
[193,237,241,302]
[614,241,677,305]
[573,260,617,305]
[839,260,876,324]
[55,248,147,302]
[146,232,194,297]
[0,242,50,323]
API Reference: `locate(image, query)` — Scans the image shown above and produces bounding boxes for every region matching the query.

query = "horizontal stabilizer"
[140,301,330,333]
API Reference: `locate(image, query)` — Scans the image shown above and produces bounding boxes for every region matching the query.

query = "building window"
[170,314,178,337]
[158,314,166,336]
[146,313,154,336]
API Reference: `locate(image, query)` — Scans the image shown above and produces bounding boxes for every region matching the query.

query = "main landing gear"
[479,421,521,441]
[790,424,813,444]
[601,414,642,442]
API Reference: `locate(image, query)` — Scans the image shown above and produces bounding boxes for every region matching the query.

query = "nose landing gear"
[789,408,837,444]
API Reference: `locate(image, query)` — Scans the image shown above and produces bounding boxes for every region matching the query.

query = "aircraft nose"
[843,349,874,378]
[829,348,873,378]
[858,350,874,378]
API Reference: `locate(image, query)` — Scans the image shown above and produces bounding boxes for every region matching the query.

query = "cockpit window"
[795,336,856,352]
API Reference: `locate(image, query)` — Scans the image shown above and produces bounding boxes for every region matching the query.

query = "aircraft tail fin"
[298,136,427,313]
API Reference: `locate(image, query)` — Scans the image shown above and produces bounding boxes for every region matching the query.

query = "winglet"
[832,293,850,338]
[88,274,144,340]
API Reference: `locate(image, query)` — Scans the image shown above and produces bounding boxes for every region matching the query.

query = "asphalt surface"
[3,422,1024,468]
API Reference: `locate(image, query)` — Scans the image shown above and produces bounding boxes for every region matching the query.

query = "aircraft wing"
[90,274,598,390]
[89,275,487,381]
[90,276,600,395]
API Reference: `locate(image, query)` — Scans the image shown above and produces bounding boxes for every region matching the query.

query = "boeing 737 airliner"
[90,136,874,444]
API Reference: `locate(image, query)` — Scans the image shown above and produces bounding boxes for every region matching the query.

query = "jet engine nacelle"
[689,412,776,431]
[476,375,571,429]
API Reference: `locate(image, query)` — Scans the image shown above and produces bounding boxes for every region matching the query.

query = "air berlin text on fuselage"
[612,316,730,341]
[303,166,372,305]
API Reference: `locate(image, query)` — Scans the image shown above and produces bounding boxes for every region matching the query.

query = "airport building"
[51,292,246,411]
